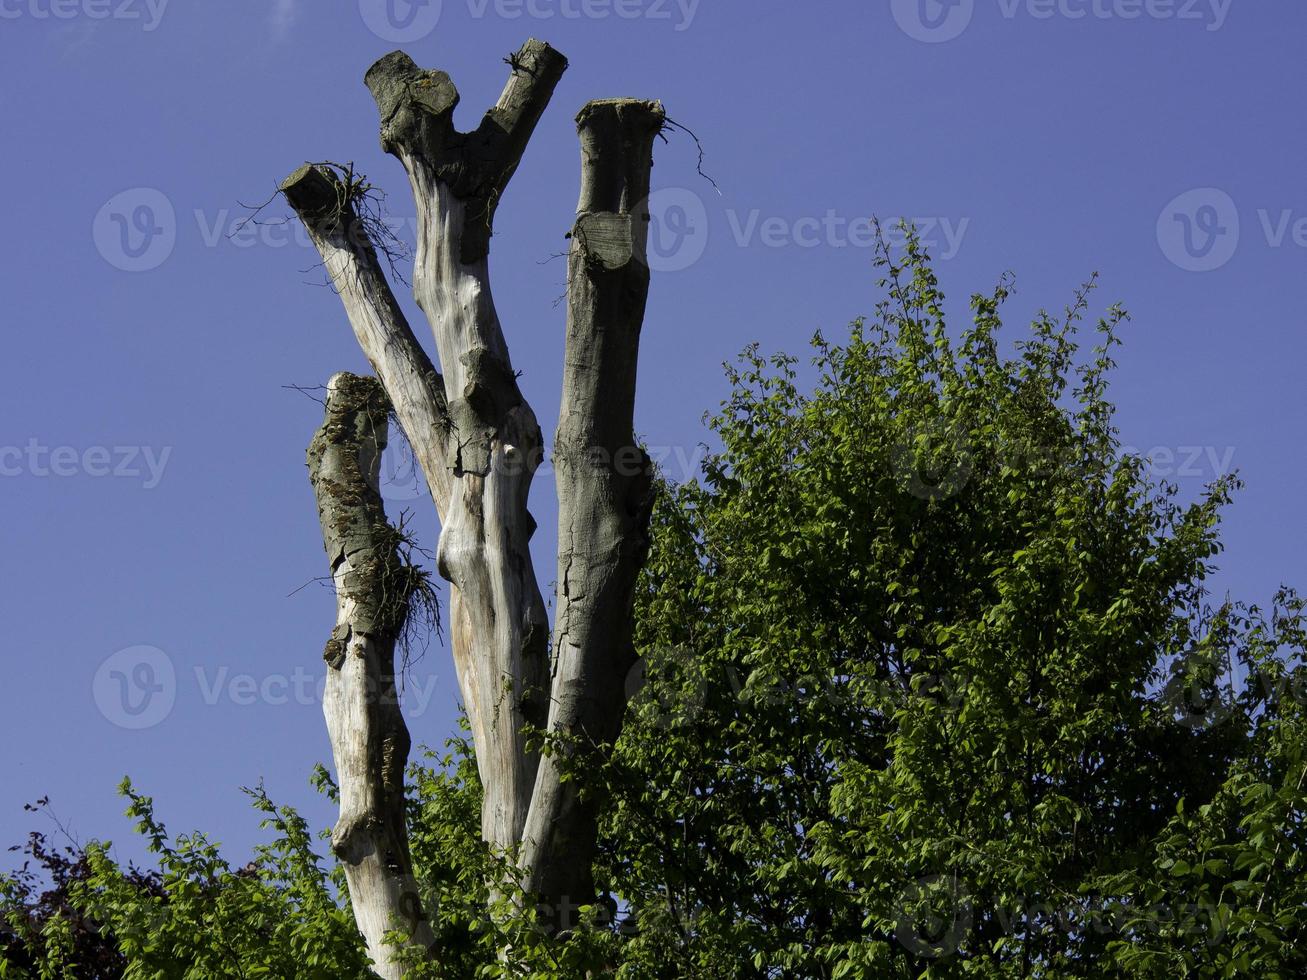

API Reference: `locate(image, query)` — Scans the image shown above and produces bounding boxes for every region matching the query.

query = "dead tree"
[285,40,664,976]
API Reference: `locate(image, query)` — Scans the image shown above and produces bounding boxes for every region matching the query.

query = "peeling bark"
[307,374,434,979]
[281,164,453,516]
[361,41,567,855]
[520,98,666,927]
[284,41,664,966]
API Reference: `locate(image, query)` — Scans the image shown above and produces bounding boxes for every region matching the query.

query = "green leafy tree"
[592,232,1306,978]
[5,232,1303,978]
[3,779,375,980]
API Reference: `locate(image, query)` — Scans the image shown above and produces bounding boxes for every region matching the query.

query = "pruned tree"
[284,40,664,977]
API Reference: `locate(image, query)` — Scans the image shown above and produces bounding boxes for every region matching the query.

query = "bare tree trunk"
[307,374,434,979]
[283,40,664,971]
[361,42,566,856]
[520,98,666,930]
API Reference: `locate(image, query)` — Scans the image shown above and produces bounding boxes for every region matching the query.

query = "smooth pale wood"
[284,43,663,964]
[281,164,453,519]
[362,41,566,854]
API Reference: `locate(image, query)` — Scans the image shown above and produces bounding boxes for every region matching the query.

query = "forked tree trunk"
[284,40,665,973]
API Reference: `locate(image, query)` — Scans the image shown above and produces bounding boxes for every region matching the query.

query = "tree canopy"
[5,235,1304,978]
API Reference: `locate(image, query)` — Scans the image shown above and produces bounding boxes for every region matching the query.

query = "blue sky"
[2,0,1304,866]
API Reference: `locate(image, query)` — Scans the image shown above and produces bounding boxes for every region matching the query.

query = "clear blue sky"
[3,0,1304,867]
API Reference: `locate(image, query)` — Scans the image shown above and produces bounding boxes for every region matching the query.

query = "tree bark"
[361,42,567,856]
[307,373,434,979]
[283,41,664,968]
[520,98,666,930]
[281,164,453,514]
